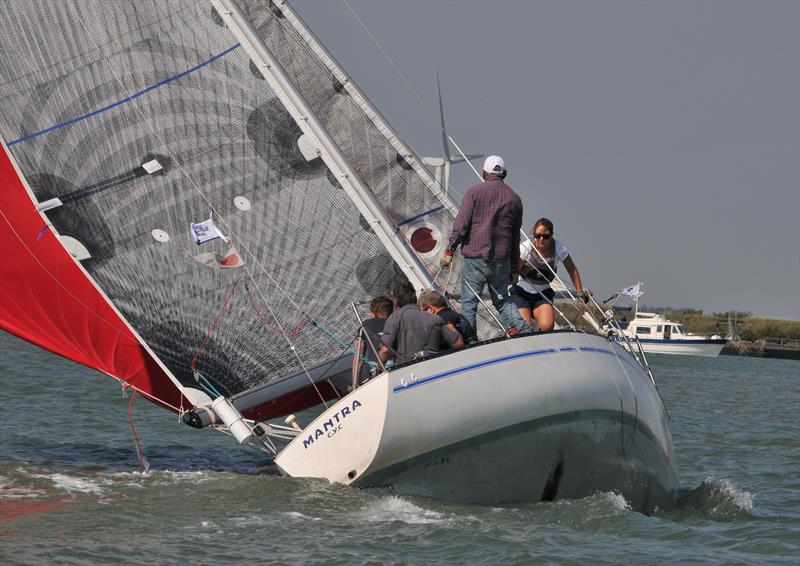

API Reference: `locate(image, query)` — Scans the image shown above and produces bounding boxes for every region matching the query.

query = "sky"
[291,0,799,320]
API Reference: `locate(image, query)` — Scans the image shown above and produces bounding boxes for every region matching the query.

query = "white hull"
[275,332,679,513]
[635,339,726,357]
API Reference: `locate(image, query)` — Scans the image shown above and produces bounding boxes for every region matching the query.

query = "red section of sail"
[0,144,188,412]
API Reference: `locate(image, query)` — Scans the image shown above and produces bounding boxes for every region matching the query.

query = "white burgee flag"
[621,283,642,298]
[190,216,228,245]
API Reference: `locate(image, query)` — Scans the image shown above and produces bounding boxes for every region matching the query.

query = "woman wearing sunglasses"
[511,217,587,331]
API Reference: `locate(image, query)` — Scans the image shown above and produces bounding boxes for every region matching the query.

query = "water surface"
[1,332,798,564]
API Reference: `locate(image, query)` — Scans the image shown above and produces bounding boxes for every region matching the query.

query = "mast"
[213,0,433,291]
[274,0,460,214]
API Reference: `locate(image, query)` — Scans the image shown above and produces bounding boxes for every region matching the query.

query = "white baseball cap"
[482,155,505,173]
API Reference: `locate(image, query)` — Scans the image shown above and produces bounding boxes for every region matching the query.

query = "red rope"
[190,280,240,369]
[127,389,147,473]
[245,285,308,337]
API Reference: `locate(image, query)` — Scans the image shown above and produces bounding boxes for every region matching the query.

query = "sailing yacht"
[0,0,678,512]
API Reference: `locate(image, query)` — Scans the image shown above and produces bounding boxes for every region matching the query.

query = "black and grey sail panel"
[0,0,408,398]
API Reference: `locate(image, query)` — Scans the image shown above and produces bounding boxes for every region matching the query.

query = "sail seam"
[7,43,241,146]
[397,205,446,227]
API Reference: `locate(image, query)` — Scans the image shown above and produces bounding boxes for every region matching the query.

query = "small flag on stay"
[190,217,227,245]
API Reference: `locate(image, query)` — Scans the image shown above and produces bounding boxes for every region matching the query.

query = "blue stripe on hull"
[392,335,642,394]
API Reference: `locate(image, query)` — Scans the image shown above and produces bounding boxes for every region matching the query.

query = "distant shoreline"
[557,302,800,342]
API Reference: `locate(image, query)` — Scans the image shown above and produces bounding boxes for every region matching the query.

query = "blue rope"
[193,370,223,399]
[397,205,445,227]
[311,319,377,369]
[8,43,241,146]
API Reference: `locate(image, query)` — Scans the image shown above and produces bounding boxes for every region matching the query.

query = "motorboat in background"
[605,284,726,357]
[619,311,726,357]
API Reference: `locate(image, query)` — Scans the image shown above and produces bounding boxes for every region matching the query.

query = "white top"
[518,237,569,294]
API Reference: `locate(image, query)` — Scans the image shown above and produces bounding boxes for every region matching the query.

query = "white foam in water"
[154,470,212,484]
[358,496,447,525]
[283,511,322,522]
[602,491,632,512]
[110,469,211,487]
[708,477,754,512]
[0,485,49,500]
[47,473,104,495]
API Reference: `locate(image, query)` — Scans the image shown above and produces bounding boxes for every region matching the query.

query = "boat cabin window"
[635,326,651,335]
[672,325,683,335]
[656,325,663,333]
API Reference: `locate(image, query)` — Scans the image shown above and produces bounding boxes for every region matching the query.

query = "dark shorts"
[510,285,555,310]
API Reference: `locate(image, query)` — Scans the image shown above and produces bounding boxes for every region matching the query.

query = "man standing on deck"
[439,155,530,337]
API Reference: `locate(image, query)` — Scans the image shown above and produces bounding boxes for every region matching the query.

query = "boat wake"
[356,495,452,525]
[670,478,755,521]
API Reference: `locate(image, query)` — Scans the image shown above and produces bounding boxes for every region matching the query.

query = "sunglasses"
[533,233,552,240]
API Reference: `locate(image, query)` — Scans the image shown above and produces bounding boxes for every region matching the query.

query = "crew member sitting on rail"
[353,295,393,383]
[417,289,477,346]
[378,281,463,365]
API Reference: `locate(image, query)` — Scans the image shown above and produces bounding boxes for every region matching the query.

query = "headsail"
[1,141,188,412]
[0,0,483,421]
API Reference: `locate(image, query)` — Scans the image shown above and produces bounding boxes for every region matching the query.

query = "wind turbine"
[422,72,483,198]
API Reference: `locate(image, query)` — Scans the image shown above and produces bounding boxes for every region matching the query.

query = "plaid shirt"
[447,177,523,264]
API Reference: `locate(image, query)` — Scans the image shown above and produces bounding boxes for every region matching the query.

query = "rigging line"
[342,0,440,134]
[240,262,331,410]
[189,279,240,370]
[341,0,470,202]
[316,334,369,399]
[193,370,224,399]
[126,389,148,473]
[7,43,241,146]
[444,256,455,294]
[245,285,308,338]
[310,318,375,372]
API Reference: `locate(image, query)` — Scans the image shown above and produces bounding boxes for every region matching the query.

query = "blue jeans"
[461,257,530,335]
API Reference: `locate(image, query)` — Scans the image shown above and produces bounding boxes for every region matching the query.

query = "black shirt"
[437,307,477,344]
